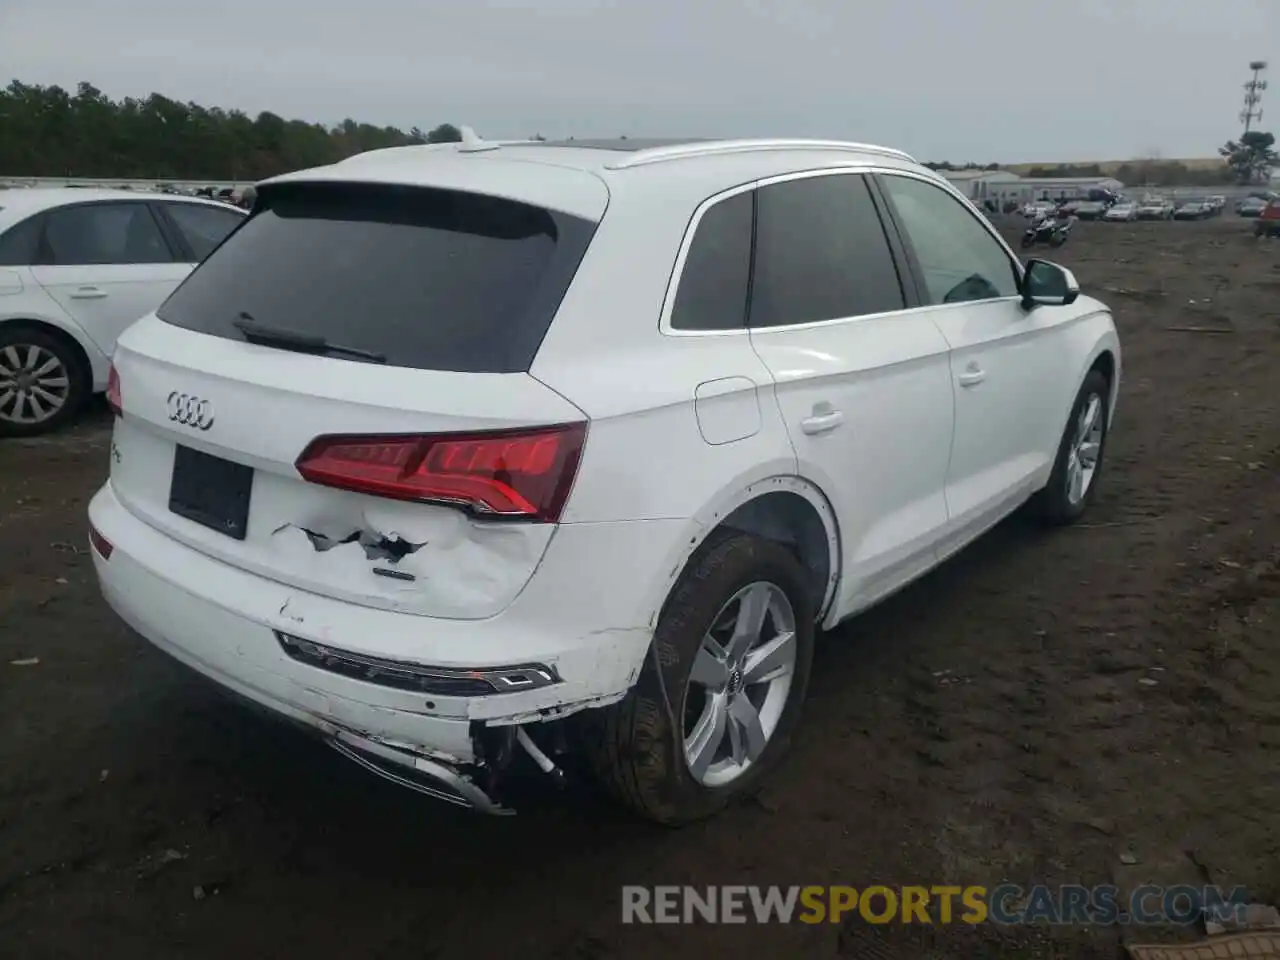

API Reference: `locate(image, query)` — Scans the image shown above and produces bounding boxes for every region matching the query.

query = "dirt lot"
[2,217,1279,959]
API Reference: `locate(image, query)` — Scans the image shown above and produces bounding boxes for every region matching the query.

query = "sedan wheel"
[0,329,87,437]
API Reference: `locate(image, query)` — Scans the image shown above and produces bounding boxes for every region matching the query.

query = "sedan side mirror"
[1021,258,1080,309]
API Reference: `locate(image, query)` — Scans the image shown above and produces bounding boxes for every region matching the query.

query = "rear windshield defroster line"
[156,181,599,374]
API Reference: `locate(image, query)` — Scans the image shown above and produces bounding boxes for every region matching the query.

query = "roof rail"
[604,138,916,170]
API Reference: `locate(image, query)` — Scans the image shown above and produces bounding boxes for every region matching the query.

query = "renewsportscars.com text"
[621,884,1250,926]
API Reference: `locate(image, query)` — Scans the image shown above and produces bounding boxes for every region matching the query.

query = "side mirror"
[1021,258,1080,309]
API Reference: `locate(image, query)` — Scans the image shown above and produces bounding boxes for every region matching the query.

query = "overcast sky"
[1,0,1276,163]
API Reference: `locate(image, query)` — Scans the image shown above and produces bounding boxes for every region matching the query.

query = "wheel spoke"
[1078,396,1101,441]
[1077,440,1101,467]
[1068,460,1084,503]
[30,385,64,409]
[0,346,20,375]
[686,694,728,780]
[728,696,767,765]
[36,374,69,391]
[25,391,47,421]
[689,642,728,690]
[22,345,40,372]
[33,355,61,377]
[0,388,15,415]
[743,630,795,686]
[728,583,771,661]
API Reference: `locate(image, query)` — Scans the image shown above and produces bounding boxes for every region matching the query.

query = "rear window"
[157,183,597,373]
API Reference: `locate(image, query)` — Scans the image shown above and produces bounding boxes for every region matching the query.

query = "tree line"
[0,80,463,180]
[1,80,1275,186]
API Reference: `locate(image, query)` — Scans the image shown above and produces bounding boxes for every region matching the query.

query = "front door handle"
[800,410,844,435]
[958,368,986,387]
[69,286,108,300]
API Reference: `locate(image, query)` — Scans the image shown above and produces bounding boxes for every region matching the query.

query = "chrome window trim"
[658,165,1027,339]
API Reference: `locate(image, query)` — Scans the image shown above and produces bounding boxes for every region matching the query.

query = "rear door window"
[42,202,175,265]
[162,202,245,260]
[749,173,906,328]
[157,183,597,373]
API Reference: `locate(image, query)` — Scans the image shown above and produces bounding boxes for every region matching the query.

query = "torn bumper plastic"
[328,731,512,814]
[88,480,678,808]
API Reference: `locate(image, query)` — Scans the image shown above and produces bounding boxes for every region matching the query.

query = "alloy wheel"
[682,581,797,788]
[1065,392,1104,506]
[0,344,72,426]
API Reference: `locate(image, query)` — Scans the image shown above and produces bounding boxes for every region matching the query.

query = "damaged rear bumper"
[329,731,512,814]
[87,481,677,811]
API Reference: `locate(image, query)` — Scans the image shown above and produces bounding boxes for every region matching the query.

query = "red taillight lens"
[105,363,122,417]
[89,523,114,559]
[294,423,588,523]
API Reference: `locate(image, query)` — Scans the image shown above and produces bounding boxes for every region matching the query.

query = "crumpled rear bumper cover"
[327,731,513,814]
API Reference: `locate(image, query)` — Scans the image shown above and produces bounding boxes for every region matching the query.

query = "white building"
[941,170,1125,207]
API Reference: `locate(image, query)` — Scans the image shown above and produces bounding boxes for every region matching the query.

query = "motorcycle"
[1020,212,1075,249]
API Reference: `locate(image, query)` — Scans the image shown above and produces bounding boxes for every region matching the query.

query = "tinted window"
[164,202,245,260]
[0,214,42,266]
[43,203,173,266]
[670,191,752,331]
[749,174,905,328]
[880,174,1020,305]
[157,183,597,374]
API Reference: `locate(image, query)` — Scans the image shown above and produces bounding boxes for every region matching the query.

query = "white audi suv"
[88,136,1120,823]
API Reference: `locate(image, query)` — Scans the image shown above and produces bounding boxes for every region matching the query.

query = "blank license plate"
[168,445,254,540]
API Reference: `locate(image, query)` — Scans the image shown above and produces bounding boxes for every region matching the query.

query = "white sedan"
[0,188,246,435]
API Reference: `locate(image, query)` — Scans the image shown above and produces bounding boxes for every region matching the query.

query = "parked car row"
[1018,193,1251,224]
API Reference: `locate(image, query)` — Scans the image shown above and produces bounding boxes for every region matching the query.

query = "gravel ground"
[2,216,1278,959]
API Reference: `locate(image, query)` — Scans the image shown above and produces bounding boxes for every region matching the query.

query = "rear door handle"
[958,368,986,387]
[800,410,844,435]
[69,286,108,300]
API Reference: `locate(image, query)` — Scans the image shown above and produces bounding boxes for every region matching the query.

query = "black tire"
[1020,233,1036,249]
[1038,369,1111,526]
[0,325,89,438]
[583,532,816,825]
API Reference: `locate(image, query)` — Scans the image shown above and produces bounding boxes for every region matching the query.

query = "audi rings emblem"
[167,392,215,430]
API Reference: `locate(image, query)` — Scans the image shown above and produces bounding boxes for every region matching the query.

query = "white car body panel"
[749,312,955,617]
[110,316,585,619]
[87,139,1121,808]
[32,262,192,358]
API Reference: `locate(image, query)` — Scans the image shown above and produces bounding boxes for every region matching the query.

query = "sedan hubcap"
[0,344,71,425]
[682,581,797,788]
[1065,393,1104,506]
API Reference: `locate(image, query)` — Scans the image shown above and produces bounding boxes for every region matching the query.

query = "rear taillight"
[105,363,122,417]
[294,423,587,523]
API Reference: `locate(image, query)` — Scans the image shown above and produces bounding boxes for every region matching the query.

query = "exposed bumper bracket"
[328,730,514,815]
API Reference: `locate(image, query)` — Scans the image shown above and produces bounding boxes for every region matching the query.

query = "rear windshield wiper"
[232,314,386,364]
